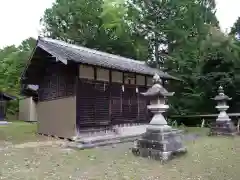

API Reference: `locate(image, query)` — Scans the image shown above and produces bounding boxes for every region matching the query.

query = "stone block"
[132,129,187,162]
[209,121,237,136]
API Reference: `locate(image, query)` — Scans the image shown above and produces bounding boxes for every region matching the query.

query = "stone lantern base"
[209,121,237,136]
[132,127,187,162]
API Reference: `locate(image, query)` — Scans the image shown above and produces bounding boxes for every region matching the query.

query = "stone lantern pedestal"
[132,74,187,162]
[209,86,237,136]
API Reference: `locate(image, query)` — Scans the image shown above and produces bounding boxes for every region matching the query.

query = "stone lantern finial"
[218,86,224,94]
[153,73,162,84]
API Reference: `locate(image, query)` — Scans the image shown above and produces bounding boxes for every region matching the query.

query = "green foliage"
[0,38,36,115]
[229,17,240,36]
[126,0,218,67]
[41,0,148,60]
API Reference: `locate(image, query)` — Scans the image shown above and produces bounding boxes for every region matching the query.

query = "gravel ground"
[1,123,239,180]
[1,135,239,180]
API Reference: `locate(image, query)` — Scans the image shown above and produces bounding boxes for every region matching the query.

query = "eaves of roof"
[36,37,179,80]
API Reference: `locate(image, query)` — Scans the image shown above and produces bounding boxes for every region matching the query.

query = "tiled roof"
[37,37,178,80]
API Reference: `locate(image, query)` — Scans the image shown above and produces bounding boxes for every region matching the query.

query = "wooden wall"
[36,62,153,132]
[79,64,151,86]
[38,62,77,101]
[77,64,151,130]
[37,96,76,138]
[35,61,78,138]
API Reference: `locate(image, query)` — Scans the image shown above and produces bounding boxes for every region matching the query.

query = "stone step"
[75,125,147,144]
[68,134,142,150]
[68,131,200,150]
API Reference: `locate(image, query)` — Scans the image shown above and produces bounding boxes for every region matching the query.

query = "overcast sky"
[0,0,240,48]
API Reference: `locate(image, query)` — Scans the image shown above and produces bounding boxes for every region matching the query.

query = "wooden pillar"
[121,72,124,113]
[93,67,97,126]
[75,75,79,131]
[93,67,97,80]
[75,64,79,95]
[144,75,149,121]
[135,74,140,122]
[109,70,112,125]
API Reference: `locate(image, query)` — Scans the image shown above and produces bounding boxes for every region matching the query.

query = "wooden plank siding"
[38,62,77,101]
[76,79,150,129]
[76,64,151,130]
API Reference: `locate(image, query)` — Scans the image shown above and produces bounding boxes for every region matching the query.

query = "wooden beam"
[31,56,56,59]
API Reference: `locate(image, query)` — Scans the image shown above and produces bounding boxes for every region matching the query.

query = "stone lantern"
[132,73,187,162]
[210,86,237,135]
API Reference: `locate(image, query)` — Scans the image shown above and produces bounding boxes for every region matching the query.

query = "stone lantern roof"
[212,86,232,101]
[141,74,175,97]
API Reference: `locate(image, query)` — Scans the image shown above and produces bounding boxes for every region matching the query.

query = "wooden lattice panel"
[38,63,76,101]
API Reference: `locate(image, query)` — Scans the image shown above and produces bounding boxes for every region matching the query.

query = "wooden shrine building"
[21,37,178,139]
[0,92,16,121]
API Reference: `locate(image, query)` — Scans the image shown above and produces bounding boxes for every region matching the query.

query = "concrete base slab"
[67,125,198,151]
[68,125,147,149]
[68,134,141,150]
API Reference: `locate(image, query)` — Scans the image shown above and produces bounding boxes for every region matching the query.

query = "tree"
[0,38,36,114]
[41,0,148,60]
[202,26,240,113]
[229,17,240,38]
[19,37,36,52]
[126,0,219,115]
[126,0,219,68]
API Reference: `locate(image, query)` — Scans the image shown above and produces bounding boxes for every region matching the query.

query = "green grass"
[0,122,240,180]
[0,121,208,144]
[0,121,43,143]
[179,126,210,136]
